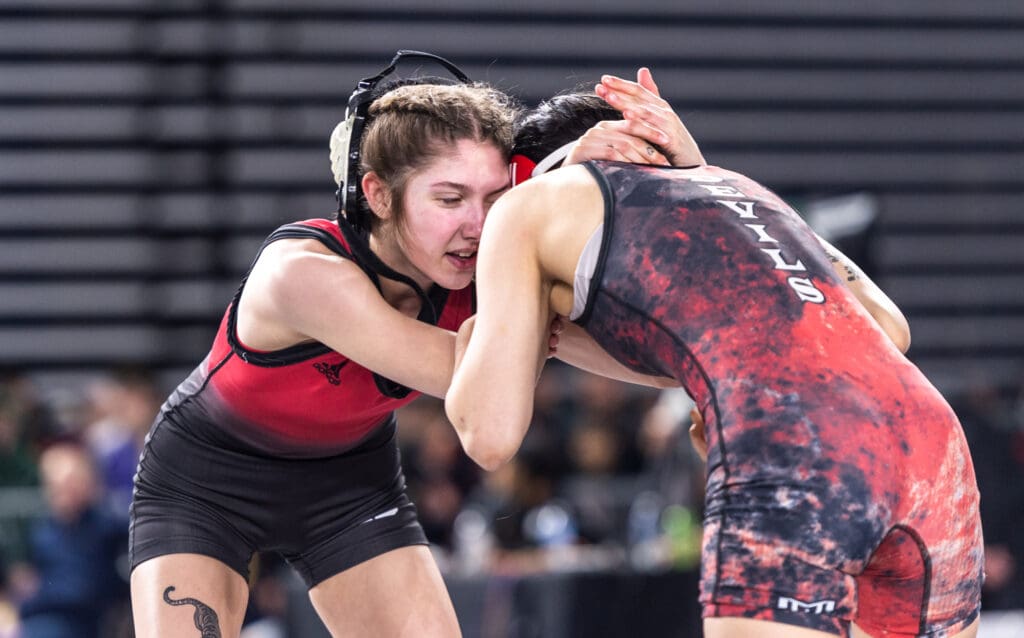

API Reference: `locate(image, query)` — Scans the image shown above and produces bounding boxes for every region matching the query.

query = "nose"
[461,199,486,239]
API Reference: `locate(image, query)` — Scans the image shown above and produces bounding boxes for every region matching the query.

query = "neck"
[367,231,431,314]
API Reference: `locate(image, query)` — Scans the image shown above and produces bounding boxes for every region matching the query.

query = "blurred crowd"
[1,363,1022,637]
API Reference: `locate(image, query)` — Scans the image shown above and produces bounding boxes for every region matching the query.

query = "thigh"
[131,553,249,638]
[309,545,460,638]
[705,618,840,638]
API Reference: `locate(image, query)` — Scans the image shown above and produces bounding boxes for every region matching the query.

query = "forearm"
[446,317,539,471]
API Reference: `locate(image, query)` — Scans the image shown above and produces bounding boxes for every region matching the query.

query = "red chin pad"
[510,154,537,187]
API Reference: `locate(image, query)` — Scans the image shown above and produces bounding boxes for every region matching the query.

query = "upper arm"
[446,188,551,469]
[816,235,911,353]
[557,323,679,389]
[252,240,458,398]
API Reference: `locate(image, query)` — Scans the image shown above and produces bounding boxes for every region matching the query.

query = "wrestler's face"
[393,138,509,290]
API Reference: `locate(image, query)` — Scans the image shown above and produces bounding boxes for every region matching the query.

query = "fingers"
[565,120,670,166]
[595,71,706,168]
[689,406,704,428]
[688,407,708,462]
[547,315,564,357]
[636,67,660,97]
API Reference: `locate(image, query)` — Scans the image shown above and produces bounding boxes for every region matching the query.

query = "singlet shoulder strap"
[225,222,357,367]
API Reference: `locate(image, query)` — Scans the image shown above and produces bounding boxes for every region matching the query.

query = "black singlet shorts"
[129,414,426,587]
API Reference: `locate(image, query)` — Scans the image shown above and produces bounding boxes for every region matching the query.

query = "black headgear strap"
[335,50,472,324]
[337,49,470,231]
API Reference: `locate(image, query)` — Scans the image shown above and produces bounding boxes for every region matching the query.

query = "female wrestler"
[129,52,703,637]
[446,94,983,638]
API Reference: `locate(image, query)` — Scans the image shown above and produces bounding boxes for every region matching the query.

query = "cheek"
[400,213,452,255]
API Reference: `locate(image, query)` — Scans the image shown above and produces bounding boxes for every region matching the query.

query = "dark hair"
[512,93,622,164]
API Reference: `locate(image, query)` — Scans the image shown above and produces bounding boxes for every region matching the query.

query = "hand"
[564,119,671,167]
[547,315,564,358]
[595,68,705,168]
[688,407,708,462]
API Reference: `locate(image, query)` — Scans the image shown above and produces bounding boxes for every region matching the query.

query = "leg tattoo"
[163,586,221,637]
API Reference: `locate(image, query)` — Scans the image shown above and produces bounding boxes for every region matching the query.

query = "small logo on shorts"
[777,596,836,614]
[362,507,399,525]
[313,362,346,386]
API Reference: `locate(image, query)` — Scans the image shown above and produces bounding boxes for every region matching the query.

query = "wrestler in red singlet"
[176,218,471,457]
[130,218,473,586]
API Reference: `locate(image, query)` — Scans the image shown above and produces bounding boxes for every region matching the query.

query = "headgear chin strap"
[509,141,577,187]
[332,50,470,234]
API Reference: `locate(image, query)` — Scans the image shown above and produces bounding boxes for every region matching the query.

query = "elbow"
[894,325,911,354]
[465,439,515,472]
[456,425,520,472]
[445,405,519,471]
[882,313,912,354]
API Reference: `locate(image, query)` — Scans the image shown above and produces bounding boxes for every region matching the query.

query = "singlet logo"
[777,596,836,614]
[313,362,345,386]
[683,172,827,305]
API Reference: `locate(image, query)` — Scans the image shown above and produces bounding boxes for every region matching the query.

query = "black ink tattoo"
[823,246,859,282]
[163,586,221,638]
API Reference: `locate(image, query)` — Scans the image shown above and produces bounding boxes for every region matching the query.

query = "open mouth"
[445,250,477,269]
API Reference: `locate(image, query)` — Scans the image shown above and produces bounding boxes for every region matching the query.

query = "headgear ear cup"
[331,50,471,234]
[328,117,353,190]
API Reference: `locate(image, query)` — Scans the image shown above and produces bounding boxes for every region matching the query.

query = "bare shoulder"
[489,165,603,237]
[253,236,364,294]
[239,234,376,346]
[483,165,604,293]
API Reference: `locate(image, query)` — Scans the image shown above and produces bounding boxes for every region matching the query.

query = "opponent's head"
[510,93,622,186]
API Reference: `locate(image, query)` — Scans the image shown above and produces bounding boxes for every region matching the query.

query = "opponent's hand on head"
[595,67,705,168]
[563,119,671,166]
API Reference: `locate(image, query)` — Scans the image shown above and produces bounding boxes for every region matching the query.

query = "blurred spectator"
[16,441,128,638]
[240,554,289,638]
[636,388,706,513]
[565,373,656,475]
[82,368,161,517]
[0,554,19,638]
[399,397,481,550]
[953,379,1024,609]
[457,442,565,571]
[0,375,44,490]
[0,372,55,575]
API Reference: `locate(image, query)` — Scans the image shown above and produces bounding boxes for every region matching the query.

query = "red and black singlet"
[156,218,473,458]
[575,161,982,633]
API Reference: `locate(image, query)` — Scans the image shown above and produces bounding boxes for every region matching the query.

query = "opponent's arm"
[446,187,551,470]
[565,67,704,168]
[556,322,678,389]
[816,236,911,353]
[595,67,705,167]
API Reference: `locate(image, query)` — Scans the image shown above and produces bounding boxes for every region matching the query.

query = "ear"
[361,171,392,221]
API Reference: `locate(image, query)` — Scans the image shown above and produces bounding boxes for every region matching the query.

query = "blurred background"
[1,1,1022,636]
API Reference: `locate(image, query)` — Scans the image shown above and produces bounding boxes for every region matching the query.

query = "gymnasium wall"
[1,0,1023,395]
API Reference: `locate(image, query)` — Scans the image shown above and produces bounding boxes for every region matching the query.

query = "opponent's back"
[575,161,981,633]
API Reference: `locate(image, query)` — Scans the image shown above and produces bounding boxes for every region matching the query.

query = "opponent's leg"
[705,617,839,638]
[131,553,249,638]
[944,617,980,638]
[309,545,461,638]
